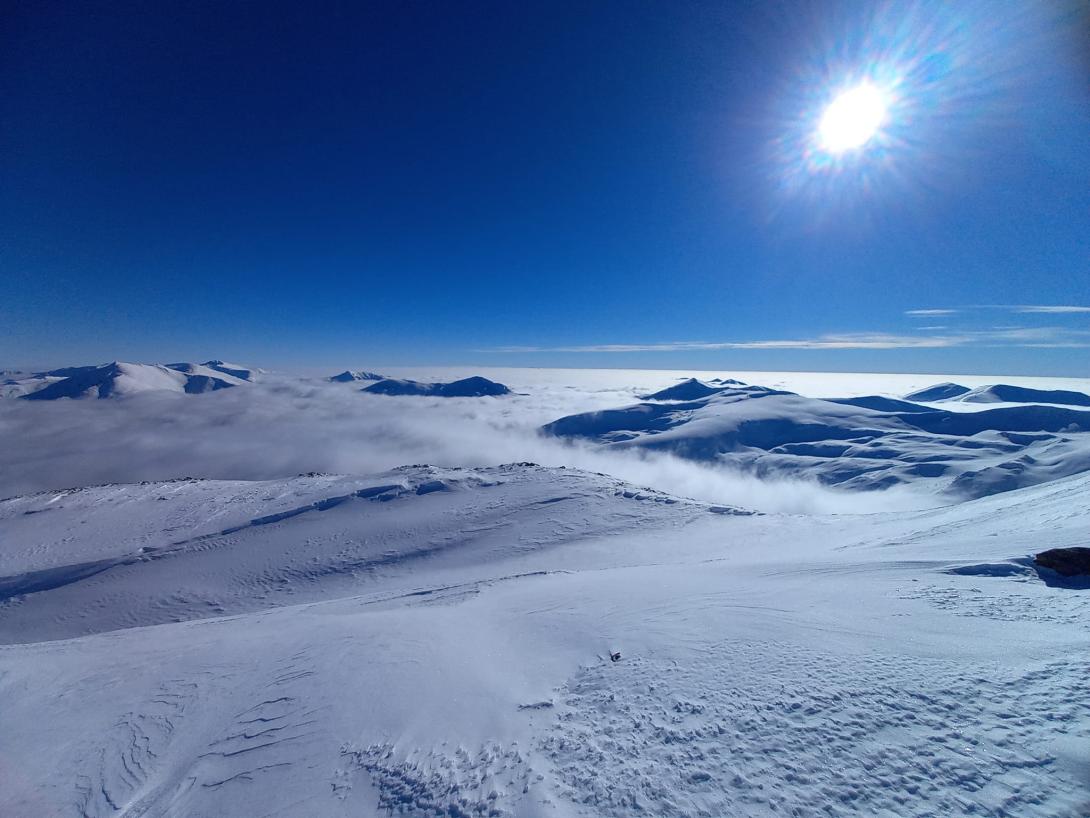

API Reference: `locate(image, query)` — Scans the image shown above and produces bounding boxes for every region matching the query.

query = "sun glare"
[818,83,887,154]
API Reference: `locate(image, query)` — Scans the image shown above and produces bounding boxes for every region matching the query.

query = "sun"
[818,83,888,154]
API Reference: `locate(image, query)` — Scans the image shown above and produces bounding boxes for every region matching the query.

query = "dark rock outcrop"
[1034,547,1090,577]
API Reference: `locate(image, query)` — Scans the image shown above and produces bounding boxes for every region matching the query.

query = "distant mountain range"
[544,378,1090,498]
[2,360,257,399]
[904,381,1090,407]
[362,376,511,397]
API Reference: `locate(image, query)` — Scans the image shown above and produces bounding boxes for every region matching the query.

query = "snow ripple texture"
[340,742,536,817]
[542,642,1090,818]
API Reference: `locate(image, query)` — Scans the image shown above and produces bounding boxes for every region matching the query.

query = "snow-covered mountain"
[903,381,972,401]
[543,380,1090,498]
[905,381,1090,407]
[950,383,1090,407]
[363,375,512,397]
[641,376,747,401]
[7,360,255,399]
[172,359,258,382]
[330,369,387,382]
[1,463,1087,816]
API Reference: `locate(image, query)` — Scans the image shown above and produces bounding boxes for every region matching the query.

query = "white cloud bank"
[0,376,929,515]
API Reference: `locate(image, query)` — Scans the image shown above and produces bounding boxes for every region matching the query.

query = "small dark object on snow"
[1034,547,1090,577]
[610,651,622,662]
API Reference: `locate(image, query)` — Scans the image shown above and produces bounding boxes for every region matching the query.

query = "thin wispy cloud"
[495,327,1090,354]
[982,327,1090,347]
[496,334,959,353]
[1012,305,1090,314]
[907,304,1090,315]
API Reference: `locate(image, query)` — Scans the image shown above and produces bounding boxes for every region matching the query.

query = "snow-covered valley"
[1,367,1088,817]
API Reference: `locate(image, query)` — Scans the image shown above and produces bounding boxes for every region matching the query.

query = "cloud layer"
[0,376,930,514]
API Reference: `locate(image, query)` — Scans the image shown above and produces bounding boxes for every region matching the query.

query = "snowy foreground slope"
[1,464,1088,817]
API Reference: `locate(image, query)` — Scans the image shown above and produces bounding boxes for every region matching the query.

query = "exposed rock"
[1034,547,1090,577]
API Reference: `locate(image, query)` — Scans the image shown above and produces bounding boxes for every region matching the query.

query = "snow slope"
[543,381,1090,498]
[1,464,1088,817]
[1,370,66,398]
[0,465,734,643]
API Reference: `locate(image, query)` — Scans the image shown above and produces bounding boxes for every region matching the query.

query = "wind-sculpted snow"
[543,381,1090,498]
[544,644,1090,818]
[0,465,734,642]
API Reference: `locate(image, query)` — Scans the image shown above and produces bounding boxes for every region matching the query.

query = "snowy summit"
[7,360,257,400]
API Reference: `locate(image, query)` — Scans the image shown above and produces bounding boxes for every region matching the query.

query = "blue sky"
[3,0,1089,375]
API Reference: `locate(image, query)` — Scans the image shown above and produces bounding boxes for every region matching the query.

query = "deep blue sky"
[3,0,1089,374]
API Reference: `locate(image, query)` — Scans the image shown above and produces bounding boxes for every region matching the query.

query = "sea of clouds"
[0,373,935,514]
